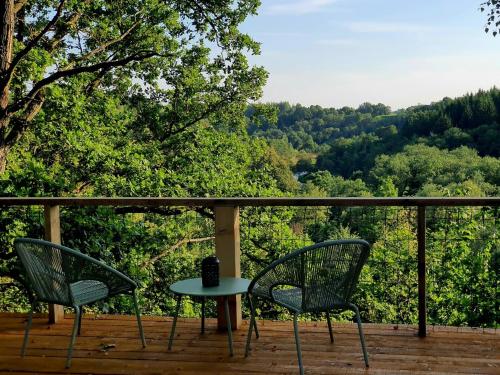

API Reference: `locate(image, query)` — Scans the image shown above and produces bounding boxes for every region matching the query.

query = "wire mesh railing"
[0,197,498,334]
[240,205,498,330]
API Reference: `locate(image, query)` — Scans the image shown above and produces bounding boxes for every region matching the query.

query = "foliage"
[249,89,500,188]
[426,208,499,327]
[481,0,500,36]
[0,0,266,171]
[370,145,500,197]
[247,101,400,154]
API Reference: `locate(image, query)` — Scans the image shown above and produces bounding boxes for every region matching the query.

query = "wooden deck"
[0,313,498,374]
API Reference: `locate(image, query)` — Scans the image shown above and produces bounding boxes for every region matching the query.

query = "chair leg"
[66,306,80,368]
[293,314,304,375]
[21,307,33,357]
[244,294,256,357]
[133,290,146,348]
[244,307,254,357]
[168,294,182,350]
[223,296,234,356]
[77,306,83,336]
[201,297,205,334]
[247,294,259,339]
[326,311,334,343]
[350,303,369,367]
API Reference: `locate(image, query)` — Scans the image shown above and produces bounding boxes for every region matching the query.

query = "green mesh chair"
[14,238,146,368]
[245,239,370,375]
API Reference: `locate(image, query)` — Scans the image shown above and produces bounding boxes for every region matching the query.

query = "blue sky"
[241,0,500,109]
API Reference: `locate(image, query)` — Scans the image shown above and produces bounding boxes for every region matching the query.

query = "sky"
[240,0,500,110]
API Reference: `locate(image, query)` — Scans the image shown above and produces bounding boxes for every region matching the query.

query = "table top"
[169,277,251,297]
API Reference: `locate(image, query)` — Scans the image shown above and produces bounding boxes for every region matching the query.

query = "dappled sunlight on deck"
[0,313,497,374]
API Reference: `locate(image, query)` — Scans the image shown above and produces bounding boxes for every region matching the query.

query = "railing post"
[215,206,241,330]
[44,205,64,323]
[417,205,426,337]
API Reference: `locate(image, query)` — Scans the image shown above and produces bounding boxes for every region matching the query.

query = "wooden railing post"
[215,206,241,330]
[417,206,426,337]
[44,205,64,323]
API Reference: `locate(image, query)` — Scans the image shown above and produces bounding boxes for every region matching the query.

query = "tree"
[357,102,391,116]
[370,144,500,196]
[0,0,266,172]
[481,0,500,36]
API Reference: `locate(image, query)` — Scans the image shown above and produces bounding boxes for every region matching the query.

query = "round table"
[168,277,256,356]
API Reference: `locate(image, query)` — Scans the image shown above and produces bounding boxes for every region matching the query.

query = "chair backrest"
[250,239,370,312]
[15,238,74,305]
[300,240,369,311]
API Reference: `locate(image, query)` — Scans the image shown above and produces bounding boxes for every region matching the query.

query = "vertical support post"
[44,205,64,323]
[417,205,426,337]
[215,206,241,330]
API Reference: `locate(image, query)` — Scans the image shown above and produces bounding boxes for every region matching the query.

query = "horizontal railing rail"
[0,197,498,336]
[0,196,498,206]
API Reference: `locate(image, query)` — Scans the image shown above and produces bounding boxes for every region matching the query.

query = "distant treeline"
[247,88,500,158]
[246,88,500,197]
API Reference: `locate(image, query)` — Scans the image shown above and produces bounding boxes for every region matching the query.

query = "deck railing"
[0,197,498,337]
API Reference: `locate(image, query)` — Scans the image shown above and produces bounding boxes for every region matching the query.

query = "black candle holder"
[201,256,220,287]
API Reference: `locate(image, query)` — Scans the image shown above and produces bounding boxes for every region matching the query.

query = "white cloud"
[265,0,337,16]
[347,21,435,33]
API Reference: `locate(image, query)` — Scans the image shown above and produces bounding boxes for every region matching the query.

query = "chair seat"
[271,287,345,312]
[271,287,302,311]
[70,280,109,306]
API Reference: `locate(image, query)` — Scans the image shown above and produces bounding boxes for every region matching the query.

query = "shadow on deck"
[0,313,498,374]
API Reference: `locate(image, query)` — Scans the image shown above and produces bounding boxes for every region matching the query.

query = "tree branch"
[64,20,141,70]
[7,50,159,115]
[13,0,29,14]
[115,206,184,216]
[43,0,92,53]
[142,236,215,267]
[84,67,113,95]
[196,207,214,220]
[162,91,237,141]
[3,0,65,87]
[114,206,214,220]
[242,248,267,267]
[4,91,44,146]
[185,0,223,43]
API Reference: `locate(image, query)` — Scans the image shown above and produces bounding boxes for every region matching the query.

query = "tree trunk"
[1,0,14,110]
[0,0,14,173]
[0,142,10,174]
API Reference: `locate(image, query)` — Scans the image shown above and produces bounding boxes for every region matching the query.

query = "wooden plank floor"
[0,313,498,374]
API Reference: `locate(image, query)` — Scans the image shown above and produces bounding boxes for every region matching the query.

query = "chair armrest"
[70,251,137,296]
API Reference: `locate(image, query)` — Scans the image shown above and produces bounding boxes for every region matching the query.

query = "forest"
[0,0,498,329]
[247,90,500,197]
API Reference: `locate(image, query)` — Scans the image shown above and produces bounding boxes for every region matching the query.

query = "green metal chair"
[14,238,146,368]
[245,239,370,375]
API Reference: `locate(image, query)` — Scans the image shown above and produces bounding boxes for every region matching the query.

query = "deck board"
[0,313,497,374]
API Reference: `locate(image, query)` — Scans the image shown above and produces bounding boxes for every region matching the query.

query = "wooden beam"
[417,206,426,337]
[44,205,64,324]
[215,206,241,330]
[0,196,497,208]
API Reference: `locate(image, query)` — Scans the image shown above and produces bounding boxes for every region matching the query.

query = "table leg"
[201,297,205,334]
[168,295,182,350]
[223,296,234,356]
